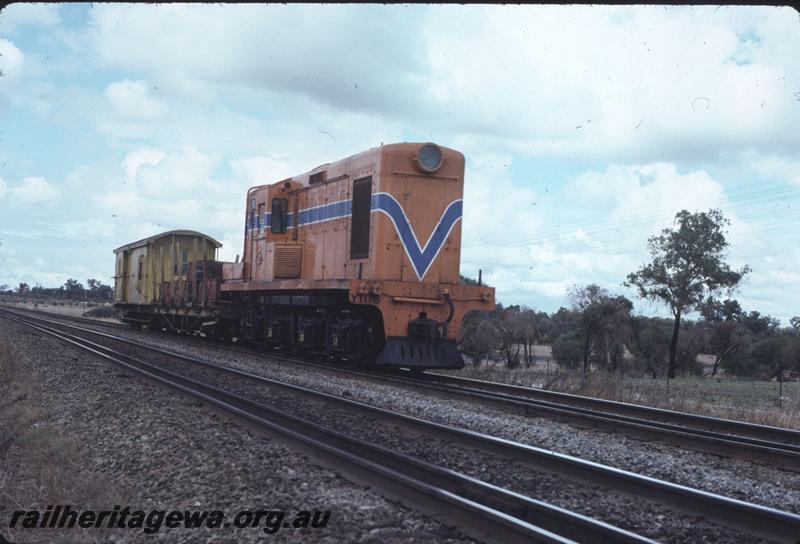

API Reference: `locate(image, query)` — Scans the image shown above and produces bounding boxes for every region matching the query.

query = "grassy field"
[443,363,800,429]
[0,299,120,321]
[0,338,123,543]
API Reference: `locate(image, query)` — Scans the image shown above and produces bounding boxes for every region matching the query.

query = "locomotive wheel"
[343,357,362,370]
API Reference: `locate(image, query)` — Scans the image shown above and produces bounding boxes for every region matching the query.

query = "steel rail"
[424,372,800,445]
[0,309,652,544]
[0,303,127,328]
[366,372,800,471]
[31,304,797,444]
[5,306,800,469]
[3,309,799,544]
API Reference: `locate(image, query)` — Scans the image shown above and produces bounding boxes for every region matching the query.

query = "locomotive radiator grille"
[274,245,303,279]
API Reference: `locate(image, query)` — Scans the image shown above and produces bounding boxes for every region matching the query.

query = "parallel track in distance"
[5,306,800,470]
[3,308,800,544]
[0,308,655,544]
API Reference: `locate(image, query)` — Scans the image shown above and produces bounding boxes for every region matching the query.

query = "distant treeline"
[458,292,800,381]
[1,279,113,303]
[458,208,799,381]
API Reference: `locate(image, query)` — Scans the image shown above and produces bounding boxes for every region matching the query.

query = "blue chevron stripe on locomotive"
[246,193,463,280]
[371,193,462,280]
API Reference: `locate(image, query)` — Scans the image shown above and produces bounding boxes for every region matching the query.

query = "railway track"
[3,307,800,543]
[1,307,650,544]
[4,305,800,470]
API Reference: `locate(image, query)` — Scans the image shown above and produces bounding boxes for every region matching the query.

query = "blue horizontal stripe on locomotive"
[297,199,353,226]
[244,193,462,280]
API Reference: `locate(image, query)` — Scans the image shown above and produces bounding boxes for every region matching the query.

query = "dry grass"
[0,339,125,543]
[445,363,800,429]
[0,299,119,322]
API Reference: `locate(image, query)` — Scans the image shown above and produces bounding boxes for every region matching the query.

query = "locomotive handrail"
[392,296,444,305]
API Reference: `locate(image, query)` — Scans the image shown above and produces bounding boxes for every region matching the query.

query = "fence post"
[666,373,670,405]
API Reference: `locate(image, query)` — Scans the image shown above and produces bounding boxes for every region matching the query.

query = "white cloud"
[569,162,729,231]
[460,159,769,315]
[750,153,800,186]
[0,178,8,200]
[0,38,24,88]
[87,5,430,115]
[104,79,167,120]
[1,5,798,322]
[74,5,799,165]
[10,177,61,203]
[230,156,296,187]
[135,146,222,198]
[123,149,167,182]
[426,6,799,161]
[0,4,60,32]
[91,146,242,252]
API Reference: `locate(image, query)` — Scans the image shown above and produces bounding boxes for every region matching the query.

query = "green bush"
[552,331,584,370]
[725,336,800,379]
[85,306,117,319]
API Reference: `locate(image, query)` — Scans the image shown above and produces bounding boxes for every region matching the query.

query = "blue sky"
[1,4,798,323]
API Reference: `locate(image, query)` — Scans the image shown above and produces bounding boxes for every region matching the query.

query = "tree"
[503,306,549,368]
[16,282,30,296]
[495,305,523,368]
[63,278,84,299]
[699,298,742,322]
[568,284,633,373]
[592,295,633,372]
[551,331,584,370]
[738,310,780,338]
[625,209,750,378]
[87,278,114,301]
[458,310,500,366]
[700,299,749,376]
[704,320,750,376]
[725,336,800,380]
[629,317,672,378]
[569,284,607,373]
[550,307,580,339]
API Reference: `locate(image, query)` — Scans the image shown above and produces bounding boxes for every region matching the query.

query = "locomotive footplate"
[376,337,464,369]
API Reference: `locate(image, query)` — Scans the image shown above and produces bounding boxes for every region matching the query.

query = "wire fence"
[454,357,800,429]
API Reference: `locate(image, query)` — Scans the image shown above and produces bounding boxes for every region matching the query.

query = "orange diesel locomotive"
[114,142,495,369]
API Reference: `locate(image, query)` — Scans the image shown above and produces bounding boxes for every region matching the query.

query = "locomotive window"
[257,203,265,231]
[350,176,372,259]
[271,197,288,234]
[309,171,325,184]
